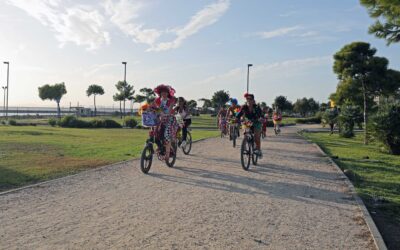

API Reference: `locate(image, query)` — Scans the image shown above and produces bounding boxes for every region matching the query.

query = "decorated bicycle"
[140,85,179,174]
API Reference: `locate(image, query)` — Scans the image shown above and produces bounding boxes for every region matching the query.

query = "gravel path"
[0,126,375,249]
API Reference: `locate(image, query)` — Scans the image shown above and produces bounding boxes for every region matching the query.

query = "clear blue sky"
[0,0,399,107]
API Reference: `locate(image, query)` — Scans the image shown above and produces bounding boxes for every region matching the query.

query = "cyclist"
[226,98,240,139]
[273,108,283,134]
[151,84,177,162]
[261,106,269,137]
[217,106,228,135]
[174,97,191,147]
[236,93,263,158]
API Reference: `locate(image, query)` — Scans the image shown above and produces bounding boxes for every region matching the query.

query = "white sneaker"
[181,140,187,148]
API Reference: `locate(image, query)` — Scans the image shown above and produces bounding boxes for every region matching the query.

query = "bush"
[1,120,6,125]
[59,115,91,128]
[103,119,122,128]
[370,104,400,155]
[338,105,362,138]
[90,119,105,128]
[124,117,138,128]
[295,116,321,124]
[48,118,57,127]
[8,119,17,126]
[321,108,339,126]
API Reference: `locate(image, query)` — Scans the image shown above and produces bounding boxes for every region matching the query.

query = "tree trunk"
[362,80,368,145]
[94,95,97,117]
[57,101,61,119]
[123,100,126,118]
[119,101,122,119]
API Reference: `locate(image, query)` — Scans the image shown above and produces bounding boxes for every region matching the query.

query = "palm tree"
[113,93,124,119]
[115,81,135,118]
[86,84,104,116]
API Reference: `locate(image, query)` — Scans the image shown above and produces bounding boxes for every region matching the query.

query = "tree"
[135,88,156,103]
[360,0,400,45]
[187,100,197,109]
[273,95,293,113]
[260,102,267,109]
[211,90,230,108]
[86,84,104,116]
[113,93,124,118]
[115,81,135,118]
[38,83,67,118]
[199,98,212,110]
[333,42,392,144]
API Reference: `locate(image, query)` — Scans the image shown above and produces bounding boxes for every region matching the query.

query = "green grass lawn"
[0,126,218,191]
[302,132,400,219]
[4,114,219,129]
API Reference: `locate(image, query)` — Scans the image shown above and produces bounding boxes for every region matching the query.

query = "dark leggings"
[183,119,192,141]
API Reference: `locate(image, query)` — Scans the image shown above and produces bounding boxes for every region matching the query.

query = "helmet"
[230,98,238,105]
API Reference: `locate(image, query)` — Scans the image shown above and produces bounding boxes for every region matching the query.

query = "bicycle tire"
[182,132,192,155]
[140,144,153,174]
[166,141,178,167]
[241,138,251,171]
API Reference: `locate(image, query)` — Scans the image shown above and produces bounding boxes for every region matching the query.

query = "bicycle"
[140,111,178,174]
[175,114,193,155]
[273,121,281,136]
[219,118,228,138]
[240,120,259,171]
[228,119,240,147]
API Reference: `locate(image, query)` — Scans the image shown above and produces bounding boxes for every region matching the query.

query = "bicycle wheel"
[240,138,251,171]
[166,141,178,167]
[140,144,153,174]
[182,131,192,155]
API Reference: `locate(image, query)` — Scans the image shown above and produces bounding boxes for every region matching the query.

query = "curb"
[0,137,213,197]
[298,130,387,250]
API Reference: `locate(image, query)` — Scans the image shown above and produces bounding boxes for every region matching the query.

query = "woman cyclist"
[273,108,283,134]
[261,106,269,138]
[236,93,263,158]
[226,98,240,139]
[151,84,177,162]
[174,97,192,147]
[217,106,228,135]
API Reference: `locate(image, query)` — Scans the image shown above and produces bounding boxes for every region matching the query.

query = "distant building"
[70,107,92,117]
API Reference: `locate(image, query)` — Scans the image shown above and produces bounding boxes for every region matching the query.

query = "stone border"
[0,137,213,196]
[299,131,387,250]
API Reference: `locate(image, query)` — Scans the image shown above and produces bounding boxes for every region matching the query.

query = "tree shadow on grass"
[0,166,38,192]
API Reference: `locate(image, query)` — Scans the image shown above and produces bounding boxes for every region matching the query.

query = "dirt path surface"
[0,126,375,249]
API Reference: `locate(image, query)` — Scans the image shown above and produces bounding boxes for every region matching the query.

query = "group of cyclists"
[217,93,283,159]
[140,83,283,172]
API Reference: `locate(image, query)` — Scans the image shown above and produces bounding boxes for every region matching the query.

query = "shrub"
[103,119,122,128]
[370,104,400,155]
[59,115,91,128]
[48,118,57,127]
[8,119,17,126]
[1,120,6,125]
[124,118,138,128]
[321,108,339,126]
[90,119,105,128]
[295,116,321,124]
[338,105,362,138]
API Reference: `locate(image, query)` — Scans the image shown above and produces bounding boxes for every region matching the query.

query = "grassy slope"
[0,126,218,191]
[303,132,400,216]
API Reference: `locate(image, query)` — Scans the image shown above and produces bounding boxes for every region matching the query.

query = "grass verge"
[302,131,400,249]
[0,126,218,191]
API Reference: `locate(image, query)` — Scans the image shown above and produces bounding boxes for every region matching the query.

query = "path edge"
[0,137,213,197]
[298,130,387,250]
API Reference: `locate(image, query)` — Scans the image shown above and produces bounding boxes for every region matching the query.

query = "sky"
[0,0,399,108]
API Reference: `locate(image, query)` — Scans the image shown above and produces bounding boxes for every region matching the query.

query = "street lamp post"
[247,64,253,93]
[4,62,9,119]
[2,86,7,117]
[122,62,127,83]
